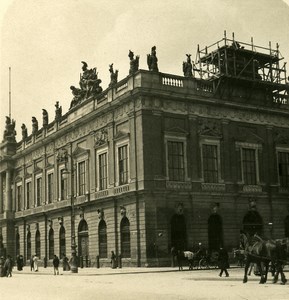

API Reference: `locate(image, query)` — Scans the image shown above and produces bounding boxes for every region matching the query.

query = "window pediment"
[165,127,189,137]
[114,131,130,141]
[72,146,90,158]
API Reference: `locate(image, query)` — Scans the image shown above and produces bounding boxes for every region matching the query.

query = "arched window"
[243,210,263,236]
[120,217,131,258]
[48,228,54,259]
[27,232,31,260]
[208,214,223,251]
[35,230,41,258]
[98,220,107,258]
[171,214,187,251]
[78,219,88,232]
[285,216,289,237]
[59,226,66,258]
[16,232,20,257]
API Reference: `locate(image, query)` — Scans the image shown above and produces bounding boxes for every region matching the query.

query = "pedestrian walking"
[16,254,24,271]
[62,253,70,271]
[53,254,60,275]
[177,250,183,271]
[30,255,34,271]
[4,255,13,277]
[218,246,229,277]
[171,246,177,267]
[111,251,117,269]
[33,254,39,272]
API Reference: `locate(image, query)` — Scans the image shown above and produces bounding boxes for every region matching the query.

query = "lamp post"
[58,148,78,273]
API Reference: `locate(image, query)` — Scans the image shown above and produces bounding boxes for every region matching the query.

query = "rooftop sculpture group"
[70,61,103,109]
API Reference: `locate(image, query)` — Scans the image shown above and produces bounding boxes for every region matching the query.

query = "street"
[0,266,288,300]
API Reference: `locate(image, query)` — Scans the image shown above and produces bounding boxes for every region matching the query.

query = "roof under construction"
[193,32,289,104]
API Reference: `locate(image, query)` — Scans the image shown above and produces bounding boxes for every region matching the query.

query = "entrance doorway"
[171,214,187,250]
[208,214,223,251]
[78,219,89,267]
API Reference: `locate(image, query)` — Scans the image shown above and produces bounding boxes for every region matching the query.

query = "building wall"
[1,70,289,266]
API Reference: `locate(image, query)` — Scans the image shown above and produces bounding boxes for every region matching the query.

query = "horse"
[241,233,288,284]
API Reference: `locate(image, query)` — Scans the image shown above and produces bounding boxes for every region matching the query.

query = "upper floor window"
[236,143,261,185]
[36,177,42,207]
[60,169,68,200]
[47,173,54,204]
[167,141,185,181]
[16,184,22,211]
[278,151,289,187]
[78,161,86,196]
[242,148,257,185]
[201,144,219,183]
[118,145,128,185]
[26,180,32,209]
[99,152,108,190]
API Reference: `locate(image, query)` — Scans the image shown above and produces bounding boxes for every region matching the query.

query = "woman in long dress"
[33,254,39,272]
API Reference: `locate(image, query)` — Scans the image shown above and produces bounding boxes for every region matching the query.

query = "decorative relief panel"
[198,119,222,137]
[274,129,289,145]
[93,129,108,147]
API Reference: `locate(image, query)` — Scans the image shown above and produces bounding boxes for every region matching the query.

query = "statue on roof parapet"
[3,116,16,142]
[147,46,158,72]
[109,63,118,87]
[128,50,139,75]
[42,109,48,128]
[32,117,38,134]
[55,101,62,122]
[70,61,102,109]
[183,54,193,77]
[21,124,28,141]
[70,86,84,109]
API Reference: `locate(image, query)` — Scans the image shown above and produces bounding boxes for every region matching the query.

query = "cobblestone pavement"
[0,266,289,300]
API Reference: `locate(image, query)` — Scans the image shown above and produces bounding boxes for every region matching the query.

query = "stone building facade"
[1,38,289,267]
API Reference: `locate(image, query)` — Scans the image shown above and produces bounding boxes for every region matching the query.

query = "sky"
[1,0,289,140]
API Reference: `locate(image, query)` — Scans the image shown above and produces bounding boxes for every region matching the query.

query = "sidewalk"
[15,264,242,276]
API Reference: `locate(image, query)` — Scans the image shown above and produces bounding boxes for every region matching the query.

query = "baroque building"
[1,35,289,267]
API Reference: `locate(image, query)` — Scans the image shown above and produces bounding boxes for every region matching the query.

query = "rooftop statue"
[21,123,28,141]
[128,50,139,75]
[109,63,118,87]
[147,46,158,72]
[79,61,102,98]
[42,109,49,128]
[32,117,38,134]
[55,101,62,122]
[3,116,16,142]
[183,54,193,77]
[69,86,84,109]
